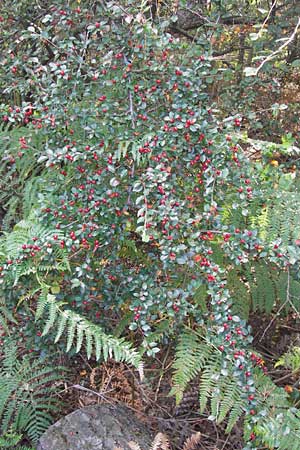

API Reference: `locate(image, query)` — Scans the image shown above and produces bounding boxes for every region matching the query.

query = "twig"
[169,26,195,41]
[274,368,300,384]
[154,345,171,403]
[220,432,230,450]
[258,0,278,37]
[254,17,300,75]
[259,267,297,342]
[69,383,114,403]
[179,6,215,26]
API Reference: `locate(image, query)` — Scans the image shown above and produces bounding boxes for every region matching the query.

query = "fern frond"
[227,268,251,320]
[172,330,246,431]
[1,217,68,259]
[0,301,17,332]
[227,261,300,319]
[199,353,221,413]
[254,409,300,450]
[1,398,17,432]
[0,340,65,443]
[37,293,142,368]
[275,346,300,372]
[0,431,24,448]
[252,190,300,245]
[225,402,245,433]
[35,288,51,320]
[251,262,276,314]
[25,409,54,443]
[171,330,213,403]
[216,377,240,424]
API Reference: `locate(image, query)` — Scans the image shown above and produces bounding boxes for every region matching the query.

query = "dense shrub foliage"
[0,1,299,448]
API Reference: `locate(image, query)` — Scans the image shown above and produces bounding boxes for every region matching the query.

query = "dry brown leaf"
[182,432,202,450]
[151,432,170,450]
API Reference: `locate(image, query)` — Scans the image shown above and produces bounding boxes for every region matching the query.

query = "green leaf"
[244,67,258,77]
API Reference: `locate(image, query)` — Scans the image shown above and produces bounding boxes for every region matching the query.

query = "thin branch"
[258,0,278,37]
[212,45,252,57]
[179,6,215,25]
[258,266,299,342]
[169,26,195,41]
[274,367,300,384]
[68,383,114,403]
[254,17,300,75]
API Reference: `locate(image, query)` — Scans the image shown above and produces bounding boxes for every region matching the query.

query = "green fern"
[227,269,251,320]
[221,194,262,231]
[198,351,223,414]
[0,431,35,449]
[0,340,65,444]
[0,297,17,332]
[221,174,300,250]
[172,331,300,444]
[1,218,66,259]
[252,191,300,244]
[35,290,142,369]
[170,329,213,403]
[118,238,150,265]
[199,353,246,431]
[0,431,24,448]
[251,205,269,240]
[171,330,246,431]
[0,121,56,232]
[227,262,300,320]
[242,368,300,446]
[214,377,245,429]
[0,218,142,371]
[251,261,276,314]
[254,408,300,449]
[0,217,70,288]
[275,346,300,372]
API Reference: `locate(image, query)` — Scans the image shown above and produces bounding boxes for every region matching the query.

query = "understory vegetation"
[0,1,300,449]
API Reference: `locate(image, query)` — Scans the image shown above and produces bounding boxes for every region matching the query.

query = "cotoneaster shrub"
[0,2,299,447]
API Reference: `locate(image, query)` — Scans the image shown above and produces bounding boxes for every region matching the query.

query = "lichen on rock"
[37,404,152,450]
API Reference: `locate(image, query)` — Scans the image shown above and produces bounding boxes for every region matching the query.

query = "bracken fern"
[35,289,143,370]
[0,339,65,444]
[171,329,247,432]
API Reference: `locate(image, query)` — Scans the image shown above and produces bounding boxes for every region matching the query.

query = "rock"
[37,404,153,450]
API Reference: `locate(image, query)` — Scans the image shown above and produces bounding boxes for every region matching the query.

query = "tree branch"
[253,17,300,75]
